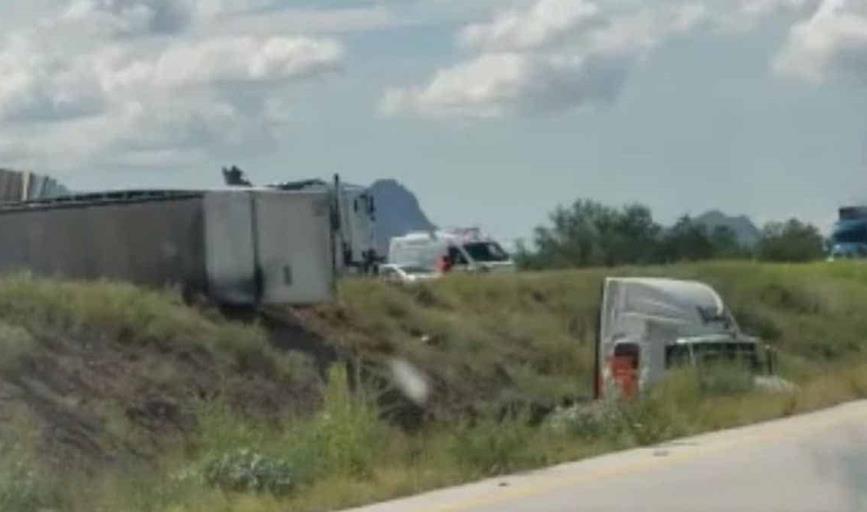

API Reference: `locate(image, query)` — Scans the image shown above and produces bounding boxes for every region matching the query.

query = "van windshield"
[463,242,509,263]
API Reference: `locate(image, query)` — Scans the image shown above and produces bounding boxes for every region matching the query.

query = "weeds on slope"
[61,360,867,512]
[0,415,59,512]
[319,261,867,420]
[3,263,867,511]
[0,273,302,383]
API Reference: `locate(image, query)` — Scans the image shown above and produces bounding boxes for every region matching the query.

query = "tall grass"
[0,414,58,512]
[0,450,54,512]
[448,415,542,476]
[0,321,38,375]
[74,366,387,511]
[2,263,867,511]
[73,360,867,512]
[0,274,295,381]
[326,262,867,402]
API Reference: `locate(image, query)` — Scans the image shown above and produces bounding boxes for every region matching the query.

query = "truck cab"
[595,278,771,399]
[235,172,380,275]
[829,206,867,260]
[334,182,378,273]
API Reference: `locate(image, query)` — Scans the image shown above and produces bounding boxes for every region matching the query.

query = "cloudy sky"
[1,0,865,243]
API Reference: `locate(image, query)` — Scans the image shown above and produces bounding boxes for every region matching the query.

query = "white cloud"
[739,0,814,19]
[0,37,105,122]
[201,4,402,34]
[385,0,867,120]
[88,36,342,163]
[382,52,629,118]
[385,1,706,118]
[775,0,867,82]
[0,33,342,124]
[195,0,272,18]
[0,0,348,172]
[61,0,194,37]
[105,96,278,159]
[0,90,285,172]
[103,36,343,91]
[586,4,707,55]
[712,0,819,32]
[459,0,602,52]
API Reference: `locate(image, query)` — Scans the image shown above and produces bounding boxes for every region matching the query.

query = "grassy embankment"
[1,262,867,511]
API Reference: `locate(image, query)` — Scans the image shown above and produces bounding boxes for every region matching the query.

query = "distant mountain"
[370,179,436,256]
[694,210,761,247]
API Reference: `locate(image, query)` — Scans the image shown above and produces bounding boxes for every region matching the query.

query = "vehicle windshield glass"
[666,342,759,370]
[463,242,509,262]
[833,224,867,244]
[696,307,737,332]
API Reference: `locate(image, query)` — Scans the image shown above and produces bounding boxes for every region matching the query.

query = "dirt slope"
[0,276,323,471]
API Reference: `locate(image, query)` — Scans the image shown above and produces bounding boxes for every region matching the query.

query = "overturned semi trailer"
[0,189,335,305]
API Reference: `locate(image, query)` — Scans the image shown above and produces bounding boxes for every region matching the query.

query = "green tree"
[709,225,748,259]
[657,216,715,263]
[518,199,661,269]
[607,204,661,266]
[756,219,825,262]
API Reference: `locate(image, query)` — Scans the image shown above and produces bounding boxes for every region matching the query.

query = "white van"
[388,228,514,273]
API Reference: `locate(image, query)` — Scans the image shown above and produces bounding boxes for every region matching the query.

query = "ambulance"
[387,228,514,273]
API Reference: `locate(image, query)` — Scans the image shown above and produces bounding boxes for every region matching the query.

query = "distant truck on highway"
[388,228,514,273]
[595,278,776,399]
[829,206,867,260]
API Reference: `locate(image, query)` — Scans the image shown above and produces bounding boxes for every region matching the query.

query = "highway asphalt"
[344,400,867,512]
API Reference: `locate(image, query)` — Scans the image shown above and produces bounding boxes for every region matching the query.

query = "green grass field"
[1,262,867,511]
[316,261,867,416]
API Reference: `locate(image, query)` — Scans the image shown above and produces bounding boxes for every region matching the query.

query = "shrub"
[0,443,56,512]
[0,466,50,512]
[195,401,269,456]
[189,365,387,498]
[847,364,867,398]
[616,397,681,446]
[203,449,295,496]
[732,307,782,341]
[698,364,755,396]
[756,220,825,263]
[546,402,623,440]
[0,322,37,376]
[306,366,385,478]
[449,416,540,476]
